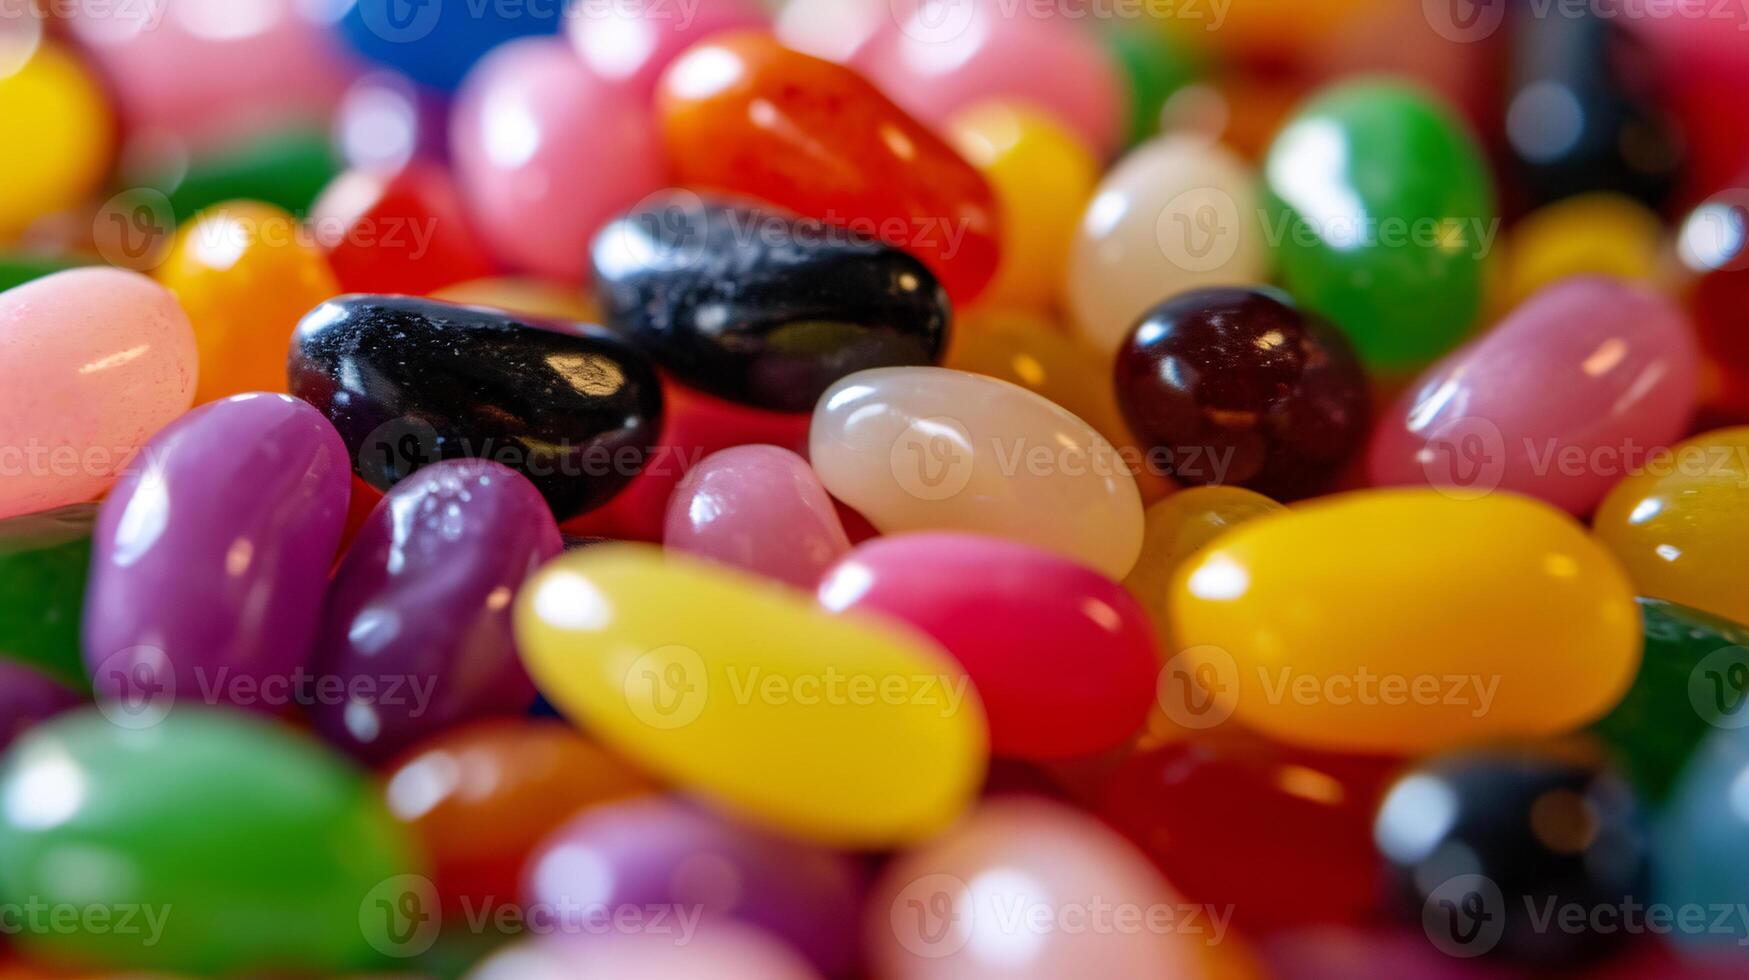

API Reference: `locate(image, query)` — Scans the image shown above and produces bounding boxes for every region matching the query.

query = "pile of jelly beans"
[10,0,1749,976]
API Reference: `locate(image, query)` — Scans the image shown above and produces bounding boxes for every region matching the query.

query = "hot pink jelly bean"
[567,0,768,101]
[1369,277,1698,514]
[0,268,197,520]
[818,533,1158,760]
[664,445,850,589]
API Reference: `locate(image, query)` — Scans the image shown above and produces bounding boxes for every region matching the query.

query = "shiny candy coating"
[0,268,197,520]
[0,661,79,751]
[287,294,664,522]
[1655,729,1749,954]
[309,460,562,762]
[84,394,350,713]
[1116,286,1371,500]
[1170,490,1642,753]
[0,708,423,974]
[337,0,560,92]
[157,200,340,404]
[658,33,1001,304]
[0,42,112,237]
[1263,81,1496,372]
[310,164,498,296]
[664,445,850,589]
[592,194,950,412]
[0,504,95,688]
[514,544,987,847]
[1123,486,1284,640]
[1680,177,1749,418]
[818,533,1158,760]
[567,0,769,100]
[1370,278,1698,515]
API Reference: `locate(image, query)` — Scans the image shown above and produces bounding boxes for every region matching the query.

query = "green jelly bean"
[0,504,94,690]
[0,254,85,294]
[1263,80,1496,372]
[0,708,425,974]
[152,128,340,221]
[1102,24,1200,147]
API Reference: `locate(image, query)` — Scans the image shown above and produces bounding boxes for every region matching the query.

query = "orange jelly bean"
[657,32,1001,304]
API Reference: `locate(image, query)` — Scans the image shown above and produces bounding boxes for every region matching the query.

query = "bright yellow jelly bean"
[1125,486,1285,638]
[1499,192,1666,310]
[515,544,988,847]
[432,276,601,324]
[1169,490,1641,754]
[157,201,339,403]
[0,41,113,237]
[948,103,1097,311]
[1594,427,1749,625]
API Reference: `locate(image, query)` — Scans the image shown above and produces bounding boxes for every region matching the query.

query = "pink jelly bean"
[850,0,1126,156]
[451,37,668,282]
[468,926,823,980]
[1368,278,1698,514]
[566,0,768,101]
[664,445,850,589]
[818,533,1157,760]
[0,268,197,519]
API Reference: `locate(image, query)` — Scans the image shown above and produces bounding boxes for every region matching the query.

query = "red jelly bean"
[311,164,498,296]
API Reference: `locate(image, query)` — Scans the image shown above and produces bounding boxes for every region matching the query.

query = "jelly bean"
[453,37,667,283]
[1678,178,1749,418]
[433,276,601,324]
[1263,81,1495,371]
[869,796,1204,978]
[524,796,863,975]
[593,194,950,412]
[1066,134,1268,358]
[811,367,1145,579]
[84,394,349,712]
[567,0,768,100]
[1171,490,1641,753]
[0,268,197,520]
[1123,486,1284,640]
[0,660,79,751]
[1262,928,1529,980]
[665,445,849,589]
[288,295,664,521]
[0,504,93,689]
[1594,428,1749,626]
[1101,734,1397,931]
[148,127,342,221]
[309,460,561,762]
[337,0,559,92]
[157,200,340,404]
[468,926,823,980]
[1101,23,1200,147]
[1154,0,1383,62]
[819,533,1157,759]
[1655,729,1749,955]
[333,70,452,175]
[947,104,1098,311]
[383,718,655,916]
[1375,746,1649,963]
[851,0,1126,157]
[515,544,986,847]
[1498,194,1666,311]
[1506,7,1683,210]
[1117,286,1371,499]
[0,708,423,973]
[310,164,497,296]
[0,252,81,293]
[658,33,1001,304]
[1632,13,1749,198]
[1370,278,1698,515]
[0,42,111,236]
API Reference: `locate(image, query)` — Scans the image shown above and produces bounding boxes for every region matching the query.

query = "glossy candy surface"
[337,0,560,92]
[515,545,986,847]
[1655,728,1749,954]
[0,504,95,688]
[0,42,112,237]
[658,33,1001,304]
[1170,490,1642,753]
[811,367,1145,580]
[0,708,422,974]
[567,0,768,100]
[309,460,561,762]
[84,394,350,714]
[1264,81,1495,371]
[310,164,497,296]
[664,445,850,589]
[1370,278,1698,515]
[0,268,197,520]
[287,295,664,521]
[0,661,79,751]
[157,201,340,404]
[593,194,950,412]
[1117,286,1371,499]
[818,533,1158,759]
[1680,178,1749,418]
[1123,486,1284,639]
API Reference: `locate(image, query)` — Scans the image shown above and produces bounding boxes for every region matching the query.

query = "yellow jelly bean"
[946,311,1130,454]
[0,41,112,237]
[1499,193,1666,310]
[157,201,339,403]
[1594,427,1749,625]
[1125,486,1285,638]
[1170,490,1641,754]
[515,545,988,847]
[432,276,601,324]
[948,103,1098,311]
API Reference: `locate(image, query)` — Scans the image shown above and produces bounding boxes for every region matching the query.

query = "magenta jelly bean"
[664,445,851,589]
[0,660,81,750]
[84,394,350,716]
[308,459,561,762]
[1369,277,1698,513]
[818,533,1158,760]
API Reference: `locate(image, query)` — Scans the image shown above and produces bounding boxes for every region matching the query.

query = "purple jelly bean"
[84,393,350,719]
[308,459,561,762]
[522,796,863,976]
[0,661,81,750]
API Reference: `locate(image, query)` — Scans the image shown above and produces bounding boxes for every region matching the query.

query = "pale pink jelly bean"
[0,268,197,519]
[664,445,851,589]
